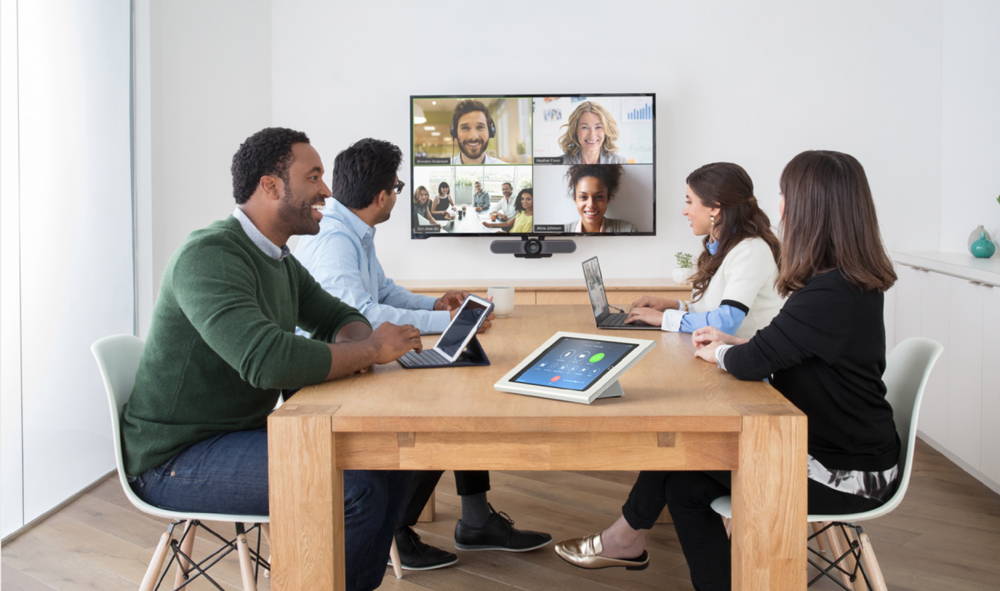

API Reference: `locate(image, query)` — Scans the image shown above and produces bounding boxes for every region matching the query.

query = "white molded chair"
[710,337,943,591]
[93,334,270,590]
[94,335,407,588]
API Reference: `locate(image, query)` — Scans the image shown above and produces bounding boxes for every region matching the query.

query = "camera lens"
[524,238,542,255]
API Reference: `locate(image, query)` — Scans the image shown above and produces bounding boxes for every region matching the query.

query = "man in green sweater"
[122,127,421,591]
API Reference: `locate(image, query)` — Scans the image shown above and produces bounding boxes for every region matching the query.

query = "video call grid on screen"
[410,94,655,238]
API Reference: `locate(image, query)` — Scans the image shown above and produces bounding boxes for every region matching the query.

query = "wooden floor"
[3,440,999,590]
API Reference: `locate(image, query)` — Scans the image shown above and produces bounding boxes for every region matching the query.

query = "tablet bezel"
[432,294,494,363]
[494,331,655,404]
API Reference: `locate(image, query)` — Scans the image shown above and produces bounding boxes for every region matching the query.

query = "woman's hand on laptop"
[630,295,676,311]
[625,307,663,326]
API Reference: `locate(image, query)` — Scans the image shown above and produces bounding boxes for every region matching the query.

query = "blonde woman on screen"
[412,185,435,226]
[559,101,626,165]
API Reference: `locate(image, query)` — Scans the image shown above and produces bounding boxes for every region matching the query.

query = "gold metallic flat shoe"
[553,533,649,571]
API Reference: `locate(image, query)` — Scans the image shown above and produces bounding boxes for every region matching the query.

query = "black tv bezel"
[409,93,656,239]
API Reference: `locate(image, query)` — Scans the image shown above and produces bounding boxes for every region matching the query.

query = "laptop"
[397,294,493,368]
[582,257,660,331]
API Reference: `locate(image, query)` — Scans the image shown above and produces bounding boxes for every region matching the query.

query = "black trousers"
[400,470,491,527]
[621,471,884,591]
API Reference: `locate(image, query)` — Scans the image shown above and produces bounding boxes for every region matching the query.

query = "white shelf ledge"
[893,251,1000,286]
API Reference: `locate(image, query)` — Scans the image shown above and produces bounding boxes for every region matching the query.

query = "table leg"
[732,415,807,590]
[268,413,345,590]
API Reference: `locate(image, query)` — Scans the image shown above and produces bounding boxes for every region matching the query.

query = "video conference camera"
[490,236,576,259]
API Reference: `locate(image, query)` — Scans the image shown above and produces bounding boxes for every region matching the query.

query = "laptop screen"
[582,257,609,318]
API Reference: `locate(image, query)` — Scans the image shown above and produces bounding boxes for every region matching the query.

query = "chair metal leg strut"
[806,522,877,590]
[150,519,271,591]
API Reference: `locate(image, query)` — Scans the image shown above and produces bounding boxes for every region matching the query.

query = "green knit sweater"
[122,216,368,476]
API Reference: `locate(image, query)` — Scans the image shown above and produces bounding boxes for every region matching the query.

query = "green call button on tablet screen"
[588,352,605,363]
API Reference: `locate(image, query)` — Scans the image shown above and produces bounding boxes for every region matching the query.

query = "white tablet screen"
[511,337,637,391]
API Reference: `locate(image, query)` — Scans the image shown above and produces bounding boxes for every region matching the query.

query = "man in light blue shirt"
[295,138,551,572]
[295,198,461,335]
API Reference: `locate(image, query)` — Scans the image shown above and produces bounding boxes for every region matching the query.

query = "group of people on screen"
[413,97,651,234]
[123,120,902,591]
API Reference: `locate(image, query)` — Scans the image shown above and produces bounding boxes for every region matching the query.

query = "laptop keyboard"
[602,312,651,327]
[398,349,449,368]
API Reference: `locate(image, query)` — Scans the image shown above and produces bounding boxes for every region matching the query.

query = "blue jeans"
[131,428,412,591]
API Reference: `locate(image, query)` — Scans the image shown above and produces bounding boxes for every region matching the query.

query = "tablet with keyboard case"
[397,294,493,369]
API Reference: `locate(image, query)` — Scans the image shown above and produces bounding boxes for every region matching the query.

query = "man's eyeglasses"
[391,180,405,194]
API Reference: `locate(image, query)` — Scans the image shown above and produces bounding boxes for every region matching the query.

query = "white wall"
[940,0,1000,253]
[143,0,271,323]
[1,0,133,537]
[140,0,1000,292]
[266,0,943,283]
[0,0,24,538]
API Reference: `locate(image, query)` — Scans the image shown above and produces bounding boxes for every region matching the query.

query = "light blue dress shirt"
[294,199,451,335]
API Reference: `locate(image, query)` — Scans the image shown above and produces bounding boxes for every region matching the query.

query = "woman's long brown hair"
[777,150,896,296]
[686,163,781,302]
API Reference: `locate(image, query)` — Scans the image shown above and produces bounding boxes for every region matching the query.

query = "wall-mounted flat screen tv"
[410,94,655,238]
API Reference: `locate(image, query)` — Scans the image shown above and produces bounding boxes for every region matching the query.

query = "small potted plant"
[672,251,694,284]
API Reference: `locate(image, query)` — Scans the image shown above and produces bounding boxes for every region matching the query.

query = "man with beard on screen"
[449,99,508,164]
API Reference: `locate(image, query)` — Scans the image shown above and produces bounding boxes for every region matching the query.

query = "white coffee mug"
[487,286,515,318]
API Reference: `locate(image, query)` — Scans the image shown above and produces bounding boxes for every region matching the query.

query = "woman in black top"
[554,151,900,591]
[431,181,455,220]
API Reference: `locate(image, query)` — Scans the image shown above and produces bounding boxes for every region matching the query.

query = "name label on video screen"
[533,224,564,233]
[533,156,564,165]
[414,157,450,165]
[415,225,442,233]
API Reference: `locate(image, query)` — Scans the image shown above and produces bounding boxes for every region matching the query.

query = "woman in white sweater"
[553,162,782,574]
[625,162,782,338]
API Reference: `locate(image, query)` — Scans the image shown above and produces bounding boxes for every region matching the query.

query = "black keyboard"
[398,349,450,368]
[601,312,651,327]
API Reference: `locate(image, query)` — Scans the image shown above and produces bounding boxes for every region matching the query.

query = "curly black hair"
[514,188,532,212]
[231,127,310,204]
[566,164,623,199]
[332,138,402,209]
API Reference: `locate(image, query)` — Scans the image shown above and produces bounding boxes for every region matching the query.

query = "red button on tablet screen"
[550,376,561,383]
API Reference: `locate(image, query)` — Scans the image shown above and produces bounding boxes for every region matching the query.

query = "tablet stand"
[455,336,489,366]
[596,380,624,399]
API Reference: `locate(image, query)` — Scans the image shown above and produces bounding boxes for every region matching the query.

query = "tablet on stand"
[494,331,654,404]
[397,294,493,369]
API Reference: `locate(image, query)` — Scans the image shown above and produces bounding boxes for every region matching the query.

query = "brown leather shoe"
[553,533,649,570]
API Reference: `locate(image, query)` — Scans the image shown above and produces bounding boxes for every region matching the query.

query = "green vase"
[970,230,996,259]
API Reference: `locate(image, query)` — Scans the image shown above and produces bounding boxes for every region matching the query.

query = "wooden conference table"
[268,305,807,590]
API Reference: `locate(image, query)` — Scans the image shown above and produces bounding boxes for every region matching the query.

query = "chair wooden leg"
[810,522,830,557]
[417,493,435,522]
[261,523,271,579]
[823,524,856,589]
[855,532,888,591]
[236,525,258,591]
[389,537,404,579]
[139,530,173,591]
[173,520,197,588]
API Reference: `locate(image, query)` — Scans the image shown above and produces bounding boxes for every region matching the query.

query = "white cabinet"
[981,285,1000,488]
[893,255,1000,493]
[946,279,984,470]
